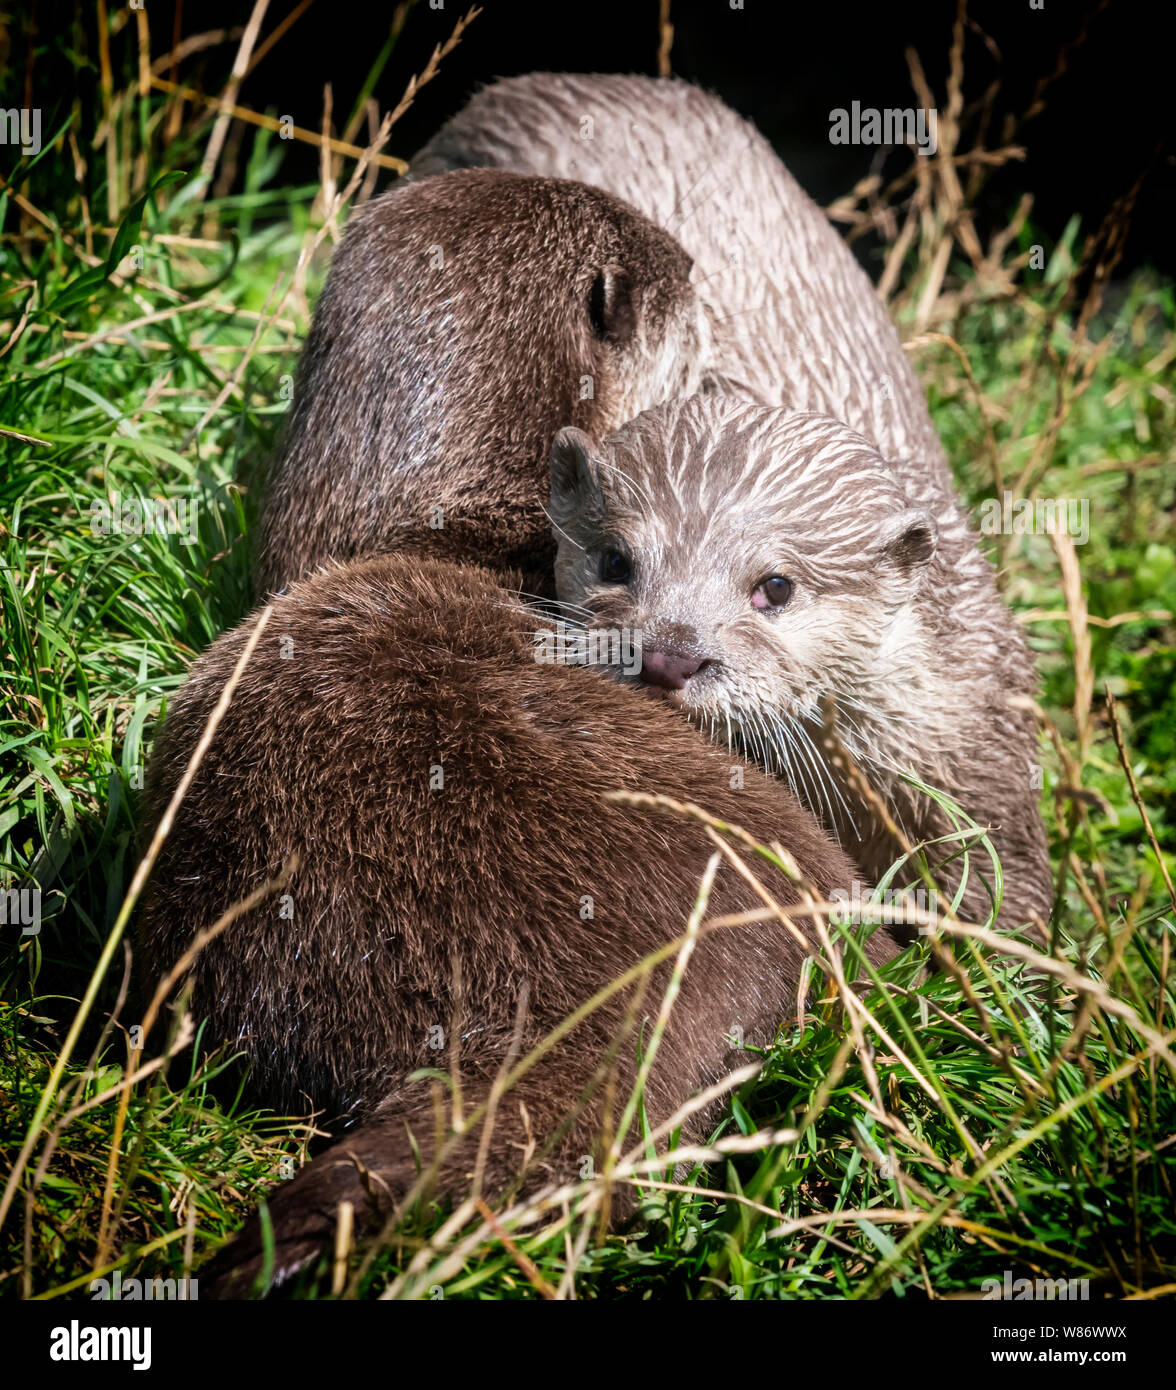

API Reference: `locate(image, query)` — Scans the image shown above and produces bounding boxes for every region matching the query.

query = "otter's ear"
[550,427,603,522]
[588,266,636,345]
[875,509,938,571]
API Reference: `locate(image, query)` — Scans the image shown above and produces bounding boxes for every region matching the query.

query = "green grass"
[2,8,1174,1300]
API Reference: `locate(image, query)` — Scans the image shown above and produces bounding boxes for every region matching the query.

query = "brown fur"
[550,398,1052,928]
[138,555,896,1293]
[253,169,707,598]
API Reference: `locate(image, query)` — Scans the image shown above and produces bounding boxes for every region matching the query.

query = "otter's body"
[139,556,892,1291]
[253,169,707,597]
[550,397,1052,928]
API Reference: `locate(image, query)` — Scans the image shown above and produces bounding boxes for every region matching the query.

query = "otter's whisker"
[593,459,655,519]
[791,713,857,838]
[775,709,835,832]
[761,710,814,819]
[517,592,597,619]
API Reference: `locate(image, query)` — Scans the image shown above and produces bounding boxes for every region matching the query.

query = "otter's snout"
[638,650,713,691]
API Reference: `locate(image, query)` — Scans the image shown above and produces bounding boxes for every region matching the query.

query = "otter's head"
[531,175,710,432]
[549,396,940,794]
[291,169,710,585]
[378,171,707,448]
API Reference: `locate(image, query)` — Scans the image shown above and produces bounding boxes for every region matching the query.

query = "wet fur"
[413,74,951,493]
[138,556,894,1293]
[253,168,707,597]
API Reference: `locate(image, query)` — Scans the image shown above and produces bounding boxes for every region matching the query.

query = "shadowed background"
[95,0,1176,277]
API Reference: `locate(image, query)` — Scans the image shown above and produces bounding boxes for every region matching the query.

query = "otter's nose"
[639,650,711,691]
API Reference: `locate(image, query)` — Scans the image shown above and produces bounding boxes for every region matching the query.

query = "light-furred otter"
[137,555,897,1293]
[253,168,708,597]
[549,396,1052,928]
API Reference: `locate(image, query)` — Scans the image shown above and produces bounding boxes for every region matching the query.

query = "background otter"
[549,396,1052,928]
[253,168,708,597]
[137,555,896,1292]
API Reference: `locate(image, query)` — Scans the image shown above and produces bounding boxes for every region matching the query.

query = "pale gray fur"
[550,396,1052,929]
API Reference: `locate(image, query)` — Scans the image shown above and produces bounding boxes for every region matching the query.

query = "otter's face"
[549,398,938,787]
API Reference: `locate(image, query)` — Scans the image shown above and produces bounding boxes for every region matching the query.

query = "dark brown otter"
[137,555,897,1293]
[252,169,708,598]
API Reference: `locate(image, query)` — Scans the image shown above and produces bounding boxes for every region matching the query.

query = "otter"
[253,168,708,597]
[137,554,896,1293]
[549,396,1052,928]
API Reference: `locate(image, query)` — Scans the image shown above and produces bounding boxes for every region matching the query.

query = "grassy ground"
[1,7,1174,1299]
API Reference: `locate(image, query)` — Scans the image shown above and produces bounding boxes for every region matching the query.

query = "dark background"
[174,0,1175,280]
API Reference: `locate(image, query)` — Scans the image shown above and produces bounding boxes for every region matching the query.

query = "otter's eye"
[599,548,632,584]
[752,575,793,611]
